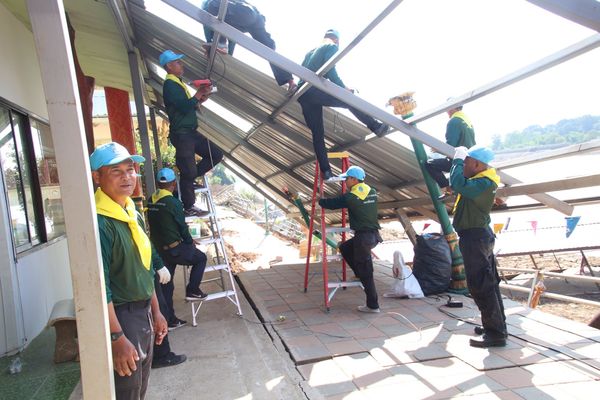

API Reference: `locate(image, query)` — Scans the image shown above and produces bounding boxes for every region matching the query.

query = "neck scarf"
[451,110,473,129]
[452,168,501,214]
[166,73,191,99]
[350,182,371,201]
[151,189,173,204]
[95,188,151,270]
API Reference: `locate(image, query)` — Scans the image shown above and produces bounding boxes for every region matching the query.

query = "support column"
[26,0,113,398]
[149,107,163,170]
[410,138,467,294]
[104,87,142,197]
[128,51,155,195]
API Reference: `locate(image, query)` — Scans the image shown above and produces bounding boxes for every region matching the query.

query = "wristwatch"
[110,331,124,341]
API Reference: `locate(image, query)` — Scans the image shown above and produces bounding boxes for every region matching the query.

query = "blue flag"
[565,216,581,238]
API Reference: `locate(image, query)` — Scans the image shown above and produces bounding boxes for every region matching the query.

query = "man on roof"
[159,49,223,217]
[297,29,389,182]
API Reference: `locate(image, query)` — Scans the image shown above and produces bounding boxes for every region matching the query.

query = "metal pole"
[149,107,163,170]
[128,51,155,195]
[264,198,269,235]
[410,137,467,294]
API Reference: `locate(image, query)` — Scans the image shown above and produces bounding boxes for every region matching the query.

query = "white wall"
[0,2,73,353]
[0,2,48,118]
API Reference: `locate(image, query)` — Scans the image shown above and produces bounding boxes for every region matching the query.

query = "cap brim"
[106,154,145,167]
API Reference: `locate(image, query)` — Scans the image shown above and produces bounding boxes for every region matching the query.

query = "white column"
[25,1,114,399]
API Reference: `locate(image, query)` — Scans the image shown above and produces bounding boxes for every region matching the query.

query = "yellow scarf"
[95,188,151,270]
[166,73,191,99]
[451,110,473,129]
[453,168,501,214]
[350,182,371,201]
[151,189,173,204]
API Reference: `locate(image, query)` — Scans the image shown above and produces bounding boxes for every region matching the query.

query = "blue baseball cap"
[467,146,495,164]
[325,29,340,39]
[159,50,184,67]
[338,166,365,181]
[156,168,177,183]
[90,142,145,171]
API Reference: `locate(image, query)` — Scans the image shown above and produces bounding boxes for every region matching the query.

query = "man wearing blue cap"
[160,49,223,217]
[200,0,296,91]
[319,166,383,312]
[147,168,208,315]
[450,145,507,348]
[90,142,169,398]
[298,30,389,182]
[426,104,476,199]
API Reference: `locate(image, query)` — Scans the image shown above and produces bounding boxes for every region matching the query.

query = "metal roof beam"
[494,139,600,169]
[162,0,575,215]
[526,0,600,32]
[206,0,229,76]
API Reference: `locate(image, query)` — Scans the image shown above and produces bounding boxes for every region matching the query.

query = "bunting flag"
[529,220,538,235]
[503,217,511,232]
[493,223,504,234]
[422,223,431,232]
[565,216,581,238]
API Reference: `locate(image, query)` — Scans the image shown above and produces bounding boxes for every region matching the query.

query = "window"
[0,100,66,252]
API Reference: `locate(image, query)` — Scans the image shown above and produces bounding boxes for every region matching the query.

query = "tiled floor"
[238,261,600,399]
[0,328,80,400]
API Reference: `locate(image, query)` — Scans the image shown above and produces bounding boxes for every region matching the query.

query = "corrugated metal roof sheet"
[129,2,431,221]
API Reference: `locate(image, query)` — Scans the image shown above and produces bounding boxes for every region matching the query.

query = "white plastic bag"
[383,251,424,299]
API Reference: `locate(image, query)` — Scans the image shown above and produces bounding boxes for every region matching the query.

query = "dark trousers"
[458,227,507,339]
[203,1,292,85]
[113,300,153,400]
[298,87,382,174]
[339,231,382,309]
[425,157,452,189]
[160,242,207,323]
[153,275,171,360]
[170,132,223,210]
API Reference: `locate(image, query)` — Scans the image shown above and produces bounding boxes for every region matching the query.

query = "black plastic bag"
[412,233,452,295]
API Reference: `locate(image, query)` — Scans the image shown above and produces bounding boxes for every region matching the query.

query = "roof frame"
[526,0,600,32]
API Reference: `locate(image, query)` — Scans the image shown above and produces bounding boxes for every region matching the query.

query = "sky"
[145,0,600,148]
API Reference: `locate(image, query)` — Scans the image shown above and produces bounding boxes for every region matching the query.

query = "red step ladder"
[304,152,363,311]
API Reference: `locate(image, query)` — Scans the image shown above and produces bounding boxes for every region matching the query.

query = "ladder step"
[323,176,345,183]
[186,289,236,302]
[323,227,353,234]
[327,281,364,289]
[205,263,229,272]
[196,237,221,246]
[194,187,211,193]
[326,254,343,262]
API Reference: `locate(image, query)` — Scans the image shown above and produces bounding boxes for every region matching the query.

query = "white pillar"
[25,0,114,398]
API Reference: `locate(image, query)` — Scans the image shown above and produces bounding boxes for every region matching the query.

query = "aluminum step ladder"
[304,152,363,312]
[183,180,242,326]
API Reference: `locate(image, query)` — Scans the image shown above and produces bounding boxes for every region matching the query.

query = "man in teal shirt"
[450,146,506,348]
[160,49,223,216]
[297,30,388,181]
[426,105,476,198]
[91,142,168,399]
[319,166,382,312]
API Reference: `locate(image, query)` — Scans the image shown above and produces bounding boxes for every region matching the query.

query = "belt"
[163,240,182,250]
[114,299,151,311]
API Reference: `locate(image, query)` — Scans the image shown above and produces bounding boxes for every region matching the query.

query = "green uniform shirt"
[300,42,345,88]
[147,191,192,249]
[446,113,476,148]
[98,213,162,305]
[163,78,199,135]
[450,160,498,232]
[319,183,380,231]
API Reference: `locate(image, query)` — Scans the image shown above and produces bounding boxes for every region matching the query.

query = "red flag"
[422,223,431,232]
[529,220,538,235]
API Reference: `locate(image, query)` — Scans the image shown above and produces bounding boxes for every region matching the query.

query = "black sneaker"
[374,123,390,137]
[186,290,209,301]
[184,206,210,217]
[152,352,187,369]
[168,318,187,331]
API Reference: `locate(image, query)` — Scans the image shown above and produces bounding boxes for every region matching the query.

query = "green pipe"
[285,190,338,249]
[410,138,468,294]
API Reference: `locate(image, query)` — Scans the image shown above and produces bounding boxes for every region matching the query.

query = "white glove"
[157,267,171,284]
[454,146,469,161]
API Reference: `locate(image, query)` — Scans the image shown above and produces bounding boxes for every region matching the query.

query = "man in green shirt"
[159,49,223,217]
[90,142,168,399]
[319,166,382,312]
[297,30,389,181]
[450,146,506,348]
[426,105,476,198]
[147,168,208,327]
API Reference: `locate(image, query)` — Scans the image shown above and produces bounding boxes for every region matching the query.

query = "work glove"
[157,267,171,284]
[453,146,469,161]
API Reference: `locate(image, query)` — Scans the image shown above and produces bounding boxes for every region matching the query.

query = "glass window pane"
[0,107,29,247]
[31,119,65,240]
[11,112,39,244]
